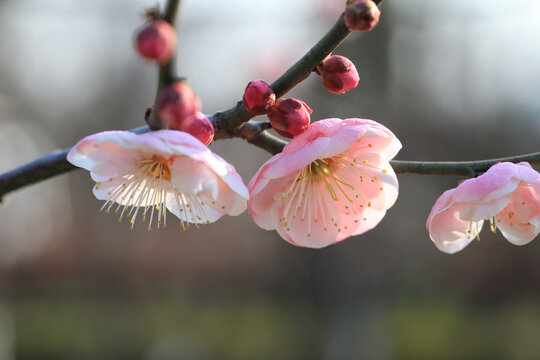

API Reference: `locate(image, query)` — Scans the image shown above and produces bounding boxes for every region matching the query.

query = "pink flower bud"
[135,19,178,65]
[320,55,360,94]
[344,0,381,32]
[243,80,276,115]
[173,112,214,146]
[267,99,312,138]
[156,80,201,129]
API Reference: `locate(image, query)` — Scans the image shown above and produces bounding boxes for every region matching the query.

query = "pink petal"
[496,209,540,246]
[269,196,342,248]
[210,153,250,201]
[459,194,512,222]
[249,174,297,230]
[170,154,248,217]
[512,183,540,221]
[265,137,331,178]
[170,156,218,197]
[347,208,387,238]
[332,153,399,210]
[452,162,540,203]
[342,118,402,159]
[495,185,540,245]
[247,152,284,193]
[427,196,483,253]
[282,118,343,153]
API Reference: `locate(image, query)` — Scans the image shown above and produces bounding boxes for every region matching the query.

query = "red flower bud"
[320,55,360,94]
[156,81,201,129]
[243,80,276,115]
[173,112,214,146]
[135,19,177,65]
[267,99,312,138]
[344,0,381,32]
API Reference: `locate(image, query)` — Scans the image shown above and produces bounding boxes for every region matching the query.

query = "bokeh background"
[1,0,540,359]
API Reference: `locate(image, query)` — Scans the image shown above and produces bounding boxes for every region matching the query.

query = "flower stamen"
[98,156,211,230]
[280,155,379,237]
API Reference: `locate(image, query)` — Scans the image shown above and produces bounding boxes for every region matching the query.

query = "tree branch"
[11,0,530,200]
[390,153,540,177]
[147,0,181,130]
[213,12,354,132]
[0,0,360,199]
[0,122,273,199]
[3,137,540,201]
[0,150,73,201]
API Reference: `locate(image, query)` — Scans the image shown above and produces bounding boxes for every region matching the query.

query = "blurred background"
[1,0,540,359]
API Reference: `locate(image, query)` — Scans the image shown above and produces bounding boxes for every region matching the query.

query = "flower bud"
[135,19,177,65]
[344,0,381,32]
[320,55,359,94]
[243,80,276,115]
[156,80,201,129]
[173,112,214,146]
[267,99,312,138]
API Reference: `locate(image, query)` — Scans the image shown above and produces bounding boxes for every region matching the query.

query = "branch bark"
[3,144,540,200]
[390,153,540,177]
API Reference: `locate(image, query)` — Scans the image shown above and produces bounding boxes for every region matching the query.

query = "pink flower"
[427,162,540,254]
[248,118,401,248]
[67,130,249,230]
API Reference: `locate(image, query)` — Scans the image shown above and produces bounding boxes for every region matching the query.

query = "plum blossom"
[67,130,248,230]
[248,118,401,248]
[427,162,540,254]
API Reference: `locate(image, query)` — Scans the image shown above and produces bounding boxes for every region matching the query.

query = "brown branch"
[212,12,354,132]
[147,0,181,130]
[0,121,274,199]
[390,153,540,177]
[0,0,387,198]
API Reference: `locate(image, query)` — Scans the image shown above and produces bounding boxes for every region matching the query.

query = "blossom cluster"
[65,0,540,254]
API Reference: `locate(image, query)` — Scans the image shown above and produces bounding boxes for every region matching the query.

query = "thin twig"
[212,12,353,133]
[3,139,540,200]
[0,121,271,199]
[390,153,540,177]
[147,0,181,130]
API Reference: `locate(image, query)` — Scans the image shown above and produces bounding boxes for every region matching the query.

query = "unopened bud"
[320,55,359,94]
[135,19,177,65]
[173,112,214,146]
[267,99,312,138]
[344,0,380,32]
[156,80,201,129]
[243,80,276,115]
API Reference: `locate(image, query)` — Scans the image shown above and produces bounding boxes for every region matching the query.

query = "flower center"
[95,155,211,231]
[279,150,387,238]
[149,155,172,181]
